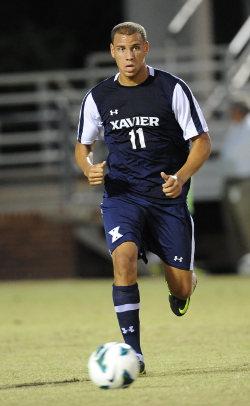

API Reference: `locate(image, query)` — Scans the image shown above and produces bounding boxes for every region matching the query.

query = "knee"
[114,250,137,271]
[112,245,138,285]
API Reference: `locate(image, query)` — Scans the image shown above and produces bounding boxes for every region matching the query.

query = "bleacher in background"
[0,12,249,277]
[1,39,249,212]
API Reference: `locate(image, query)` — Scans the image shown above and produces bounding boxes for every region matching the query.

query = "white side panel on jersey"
[172,83,208,140]
[78,92,104,144]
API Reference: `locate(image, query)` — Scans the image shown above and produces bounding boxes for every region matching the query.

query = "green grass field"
[0,274,249,406]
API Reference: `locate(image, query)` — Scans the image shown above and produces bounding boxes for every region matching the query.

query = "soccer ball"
[88,342,139,389]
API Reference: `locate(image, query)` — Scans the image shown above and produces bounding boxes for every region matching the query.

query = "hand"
[87,161,107,185]
[161,172,182,198]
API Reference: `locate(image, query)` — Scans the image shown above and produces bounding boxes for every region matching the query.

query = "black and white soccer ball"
[88,342,139,389]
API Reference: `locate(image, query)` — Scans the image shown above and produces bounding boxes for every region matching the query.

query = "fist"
[161,172,182,198]
[88,161,107,185]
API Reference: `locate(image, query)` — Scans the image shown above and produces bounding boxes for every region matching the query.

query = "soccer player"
[220,97,250,270]
[75,22,211,374]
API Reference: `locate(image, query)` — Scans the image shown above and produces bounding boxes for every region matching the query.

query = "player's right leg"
[112,241,138,286]
[101,196,146,374]
[112,242,146,374]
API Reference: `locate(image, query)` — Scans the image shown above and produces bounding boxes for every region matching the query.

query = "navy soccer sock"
[112,283,143,358]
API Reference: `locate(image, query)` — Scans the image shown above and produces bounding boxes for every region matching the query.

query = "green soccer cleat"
[168,272,197,317]
[169,293,190,316]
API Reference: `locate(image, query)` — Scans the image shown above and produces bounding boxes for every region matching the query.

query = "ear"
[144,41,149,56]
[110,43,115,59]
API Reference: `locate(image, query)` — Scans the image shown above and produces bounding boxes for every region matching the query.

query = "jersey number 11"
[129,128,146,149]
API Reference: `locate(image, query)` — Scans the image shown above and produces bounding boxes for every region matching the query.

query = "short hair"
[111,22,147,44]
[230,98,250,115]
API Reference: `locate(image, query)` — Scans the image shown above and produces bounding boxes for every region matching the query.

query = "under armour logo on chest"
[108,226,123,243]
[110,109,118,115]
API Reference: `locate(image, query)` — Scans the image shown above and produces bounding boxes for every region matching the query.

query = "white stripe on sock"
[114,303,140,313]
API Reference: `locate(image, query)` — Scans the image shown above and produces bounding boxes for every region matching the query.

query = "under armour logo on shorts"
[174,256,183,262]
[108,226,123,243]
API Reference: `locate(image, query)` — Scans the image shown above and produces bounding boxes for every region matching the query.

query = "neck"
[118,65,149,86]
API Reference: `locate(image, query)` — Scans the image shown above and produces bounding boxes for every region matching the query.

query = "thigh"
[101,196,146,259]
[145,202,195,271]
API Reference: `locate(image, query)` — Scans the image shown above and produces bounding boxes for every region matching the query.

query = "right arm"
[75,141,106,185]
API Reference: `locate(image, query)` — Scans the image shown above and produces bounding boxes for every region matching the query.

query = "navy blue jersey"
[77,66,208,204]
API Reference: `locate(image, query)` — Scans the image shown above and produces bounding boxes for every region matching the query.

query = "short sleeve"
[172,81,209,140]
[77,91,104,144]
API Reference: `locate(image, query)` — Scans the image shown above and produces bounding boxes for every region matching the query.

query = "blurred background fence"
[0,0,250,278]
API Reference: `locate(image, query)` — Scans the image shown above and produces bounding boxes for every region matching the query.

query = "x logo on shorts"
[108,226,123,243]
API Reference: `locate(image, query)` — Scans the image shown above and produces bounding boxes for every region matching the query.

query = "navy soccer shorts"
[101,194,195,271]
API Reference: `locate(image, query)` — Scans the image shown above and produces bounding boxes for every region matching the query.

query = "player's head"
[229,97,250,123]
[110,22,149,86]
[111,22,147,44]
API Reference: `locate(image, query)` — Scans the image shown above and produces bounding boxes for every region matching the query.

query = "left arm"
[161,132,211,198]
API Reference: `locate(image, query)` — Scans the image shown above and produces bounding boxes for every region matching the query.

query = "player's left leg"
[163,264,197,316]
[144,200,196,317]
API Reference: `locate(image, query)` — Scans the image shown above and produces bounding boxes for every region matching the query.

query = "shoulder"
[151,67,180,85]
[152,67,193,94]
[90,75,117,98]
[82,75,116,109]
[150,67,183,96]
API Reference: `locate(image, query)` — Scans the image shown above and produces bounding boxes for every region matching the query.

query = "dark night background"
[0,0,123,73]
[0,0,247,74]
[0,0,248,275]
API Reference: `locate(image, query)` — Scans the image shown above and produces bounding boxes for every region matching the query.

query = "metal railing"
[0,15,249,211]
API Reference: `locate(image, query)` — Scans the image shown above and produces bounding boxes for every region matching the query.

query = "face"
[110,32,149,86]
[230,108,245,123]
